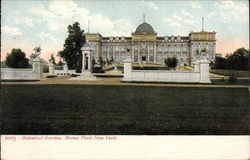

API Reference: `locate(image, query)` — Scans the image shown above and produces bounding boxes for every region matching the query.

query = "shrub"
[6,48,29,68]
[92,66,105,73]
[164,57,178,68]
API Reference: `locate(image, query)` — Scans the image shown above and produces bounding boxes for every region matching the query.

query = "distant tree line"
[212,48,249,70]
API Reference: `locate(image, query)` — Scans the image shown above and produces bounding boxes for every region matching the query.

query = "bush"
[92,66,105,73]
[6,48,29,68]
[164,57,178,68]
[46,75,57,78]
[220,78,225,82]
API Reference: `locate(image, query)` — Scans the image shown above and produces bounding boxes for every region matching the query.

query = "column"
[153,44,156,63]
[181,45,183,59]
[113,45,115,59]
[32,58,43,79]
[174,45,176,57]
[88,52,91,71]
[107,46,110,59]
[199,59,211,83]
[132,44,134,62]
[162,45,164,59]
[189,43,193,66]
[168,45,170,57]
[138,44,141,62]
[82,53,86,72]
[213,43,216,59]
[96,42,100,59]
[119,45,121,60]
[49,63,55,76]
[147,44,150,61]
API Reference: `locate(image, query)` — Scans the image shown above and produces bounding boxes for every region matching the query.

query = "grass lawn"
[1,84,249,135]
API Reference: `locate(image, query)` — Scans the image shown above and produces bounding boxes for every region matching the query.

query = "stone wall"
[1,60,43,80]
[122,58,211,83]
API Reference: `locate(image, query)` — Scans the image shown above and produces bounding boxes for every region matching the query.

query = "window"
[170,46,175,52]
[208,44,213,51]
[157,46,162,52]
[176,45,181,52]
[201,44,206,49]
[193,44,198,50]
[182,46,187,52]
[164,46,169,52]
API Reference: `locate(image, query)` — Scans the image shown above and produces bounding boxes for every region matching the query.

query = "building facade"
[85,21,216,66]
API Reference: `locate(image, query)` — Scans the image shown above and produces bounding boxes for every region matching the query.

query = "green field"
[1,85,249,135]
[210,69,249,77]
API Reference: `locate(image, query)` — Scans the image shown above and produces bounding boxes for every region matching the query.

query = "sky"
[1,0,249,61]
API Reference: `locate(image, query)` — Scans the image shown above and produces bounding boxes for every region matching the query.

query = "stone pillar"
[32,58,43,79]
[213,43,216,59]
[194,60,199,72]
[138,45,141,62]
[181,45,183,59]
[153,44,156,63]
[122,57,133,81]
[113,46,115,60]
[107,46,110,59]
[88,52,91,71]
[63,63,68,72]
[174,45,176,57]
[162,45,164,59]
[132,44,134,62]
[189,43,193,66]
[199,59,211,83]
[147,44,150,61]
[96,42,100,59]
[119,45,121,60]
[48,63,55,76]
[82,53,86,72]
[168,45,170,57]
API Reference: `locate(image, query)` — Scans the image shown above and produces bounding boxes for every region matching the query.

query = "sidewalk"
[1,76,248,88]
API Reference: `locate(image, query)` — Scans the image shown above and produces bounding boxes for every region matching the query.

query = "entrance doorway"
[85,56,88,70]
[142,56,146,61]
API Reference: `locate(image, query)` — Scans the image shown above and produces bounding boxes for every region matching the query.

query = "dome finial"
[143,13,145,23]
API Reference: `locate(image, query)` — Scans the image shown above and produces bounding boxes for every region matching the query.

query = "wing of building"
[85,21,216,66]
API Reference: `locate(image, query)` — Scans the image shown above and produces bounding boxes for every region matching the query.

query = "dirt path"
[1,76,248,88]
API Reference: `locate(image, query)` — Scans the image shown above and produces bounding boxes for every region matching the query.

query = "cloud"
[24,19,43,27]
[163,10,198,27]
[192,1,201,9]
[181,9,193,19]
[162,18,181,27]
[172,14,182,21]
[207,12,216,19]
[142,1,159,10]
[214,0,248,23]
[29,0,135,36]
[1,26,23,36]
[37,32,57,42]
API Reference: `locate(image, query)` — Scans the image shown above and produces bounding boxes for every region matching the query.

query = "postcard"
[1,0,249,159]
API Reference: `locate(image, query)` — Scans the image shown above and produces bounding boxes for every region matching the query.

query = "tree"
[213,56,227,69]
[213,47,249,70]
[58,22,85,70]
[164,57,178,68]
[49,53,56,65]
[92,57,96,67]
[5,48,29,68]
[98,57,104,68]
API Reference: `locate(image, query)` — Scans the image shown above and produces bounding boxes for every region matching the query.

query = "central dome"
[134,22,156,34]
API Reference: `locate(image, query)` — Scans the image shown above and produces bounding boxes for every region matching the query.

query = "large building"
[85,20,216,66]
